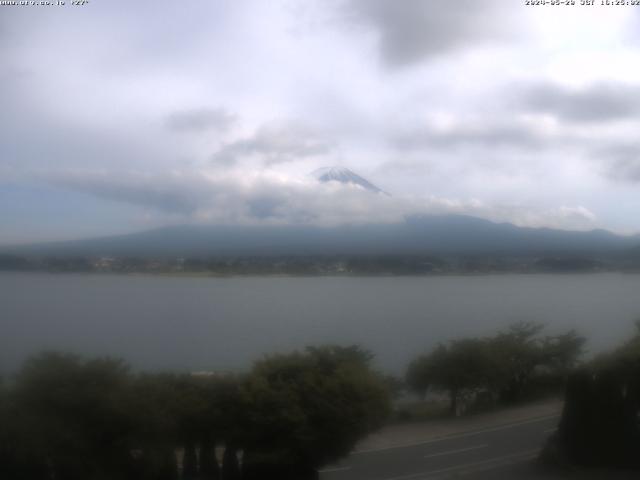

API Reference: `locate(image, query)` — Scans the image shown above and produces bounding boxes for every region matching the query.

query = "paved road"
[319,414,560,480]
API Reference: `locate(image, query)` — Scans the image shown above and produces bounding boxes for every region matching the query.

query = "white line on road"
[318,466,352,473]
[379,449,539,480]
[353,414,559,455]
[427,449,540,479]
[423,444,488,459]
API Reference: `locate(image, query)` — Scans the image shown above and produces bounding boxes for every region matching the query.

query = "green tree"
[197,374,244,479]
[406,323,586,414]
[425,340,493,415]
[199,438,220,480]
[222,446,241,480]
[490,322,585,403]
[199,374,245,452]
[182,441,198,480]
[0,381,49,480]
[127,373,187,479]
[239,345,391,479]
[405,356,432,399]
[552,324,640,470]
[489,322,546,403]
[12,352,135,480]
[541,329,586,374]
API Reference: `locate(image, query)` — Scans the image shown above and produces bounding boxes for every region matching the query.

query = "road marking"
[423,444,487,459]
[353,414,559,455]
[428,449,540,479]
[318,466,352,473]
[379,449,539,480]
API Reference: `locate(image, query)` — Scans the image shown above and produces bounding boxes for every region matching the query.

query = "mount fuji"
[311,166,388,195]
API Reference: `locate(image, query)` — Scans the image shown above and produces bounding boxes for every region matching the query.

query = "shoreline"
[1,269,640,279]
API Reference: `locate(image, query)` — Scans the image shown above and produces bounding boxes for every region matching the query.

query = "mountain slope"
[311,166,387,194]
[4,214,639,258]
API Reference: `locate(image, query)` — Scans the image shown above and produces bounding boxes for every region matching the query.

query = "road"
[319,414,560,480]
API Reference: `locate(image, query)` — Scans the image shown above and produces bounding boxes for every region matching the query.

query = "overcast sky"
[2,0,640,244]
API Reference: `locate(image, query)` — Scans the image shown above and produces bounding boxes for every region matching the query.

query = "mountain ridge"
[311,166,388,195]
[3,214,639,259]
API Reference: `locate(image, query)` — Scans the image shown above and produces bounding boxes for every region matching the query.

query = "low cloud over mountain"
[3,1,640,243]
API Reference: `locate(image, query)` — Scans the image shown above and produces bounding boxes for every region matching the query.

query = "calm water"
[1,272,640,375]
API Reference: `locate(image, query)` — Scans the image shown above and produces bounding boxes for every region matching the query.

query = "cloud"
[166,108,236,133]
[47,171,205,215]
[392,81,640,156]
[211,124,333,166]
[345,0,516,67]
[1,1,637,239]
[522,82,640,123]
[594,142,640,182]
[515,205,597,231]
[394,122,549,152]
[43,169,398,225]
[40,168,599,232]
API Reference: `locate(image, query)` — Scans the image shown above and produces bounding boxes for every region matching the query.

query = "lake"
[1,272,639,375]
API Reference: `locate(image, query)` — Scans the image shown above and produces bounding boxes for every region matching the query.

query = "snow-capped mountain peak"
[310,166,387,194]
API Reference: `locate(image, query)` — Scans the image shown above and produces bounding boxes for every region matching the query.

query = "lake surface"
[2,272,640,375]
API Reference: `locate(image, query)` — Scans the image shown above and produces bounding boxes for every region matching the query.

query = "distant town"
[1,253,638,276]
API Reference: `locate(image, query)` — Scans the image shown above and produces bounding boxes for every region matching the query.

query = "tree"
[490,322,585,403]
[198,438,220,480]
[406,356,431,400]
[222,446,241,480]
[198,374,243,480]
[12,352,135,480]
[489,322,546,403]
[420,340,494,415]
[406,323,586,414]
[182,441,198,480]
[127,373,190,479]
[198,374,245,451]
[551,330,640,471]
[239,345,391,479]
[541,329,586,374]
